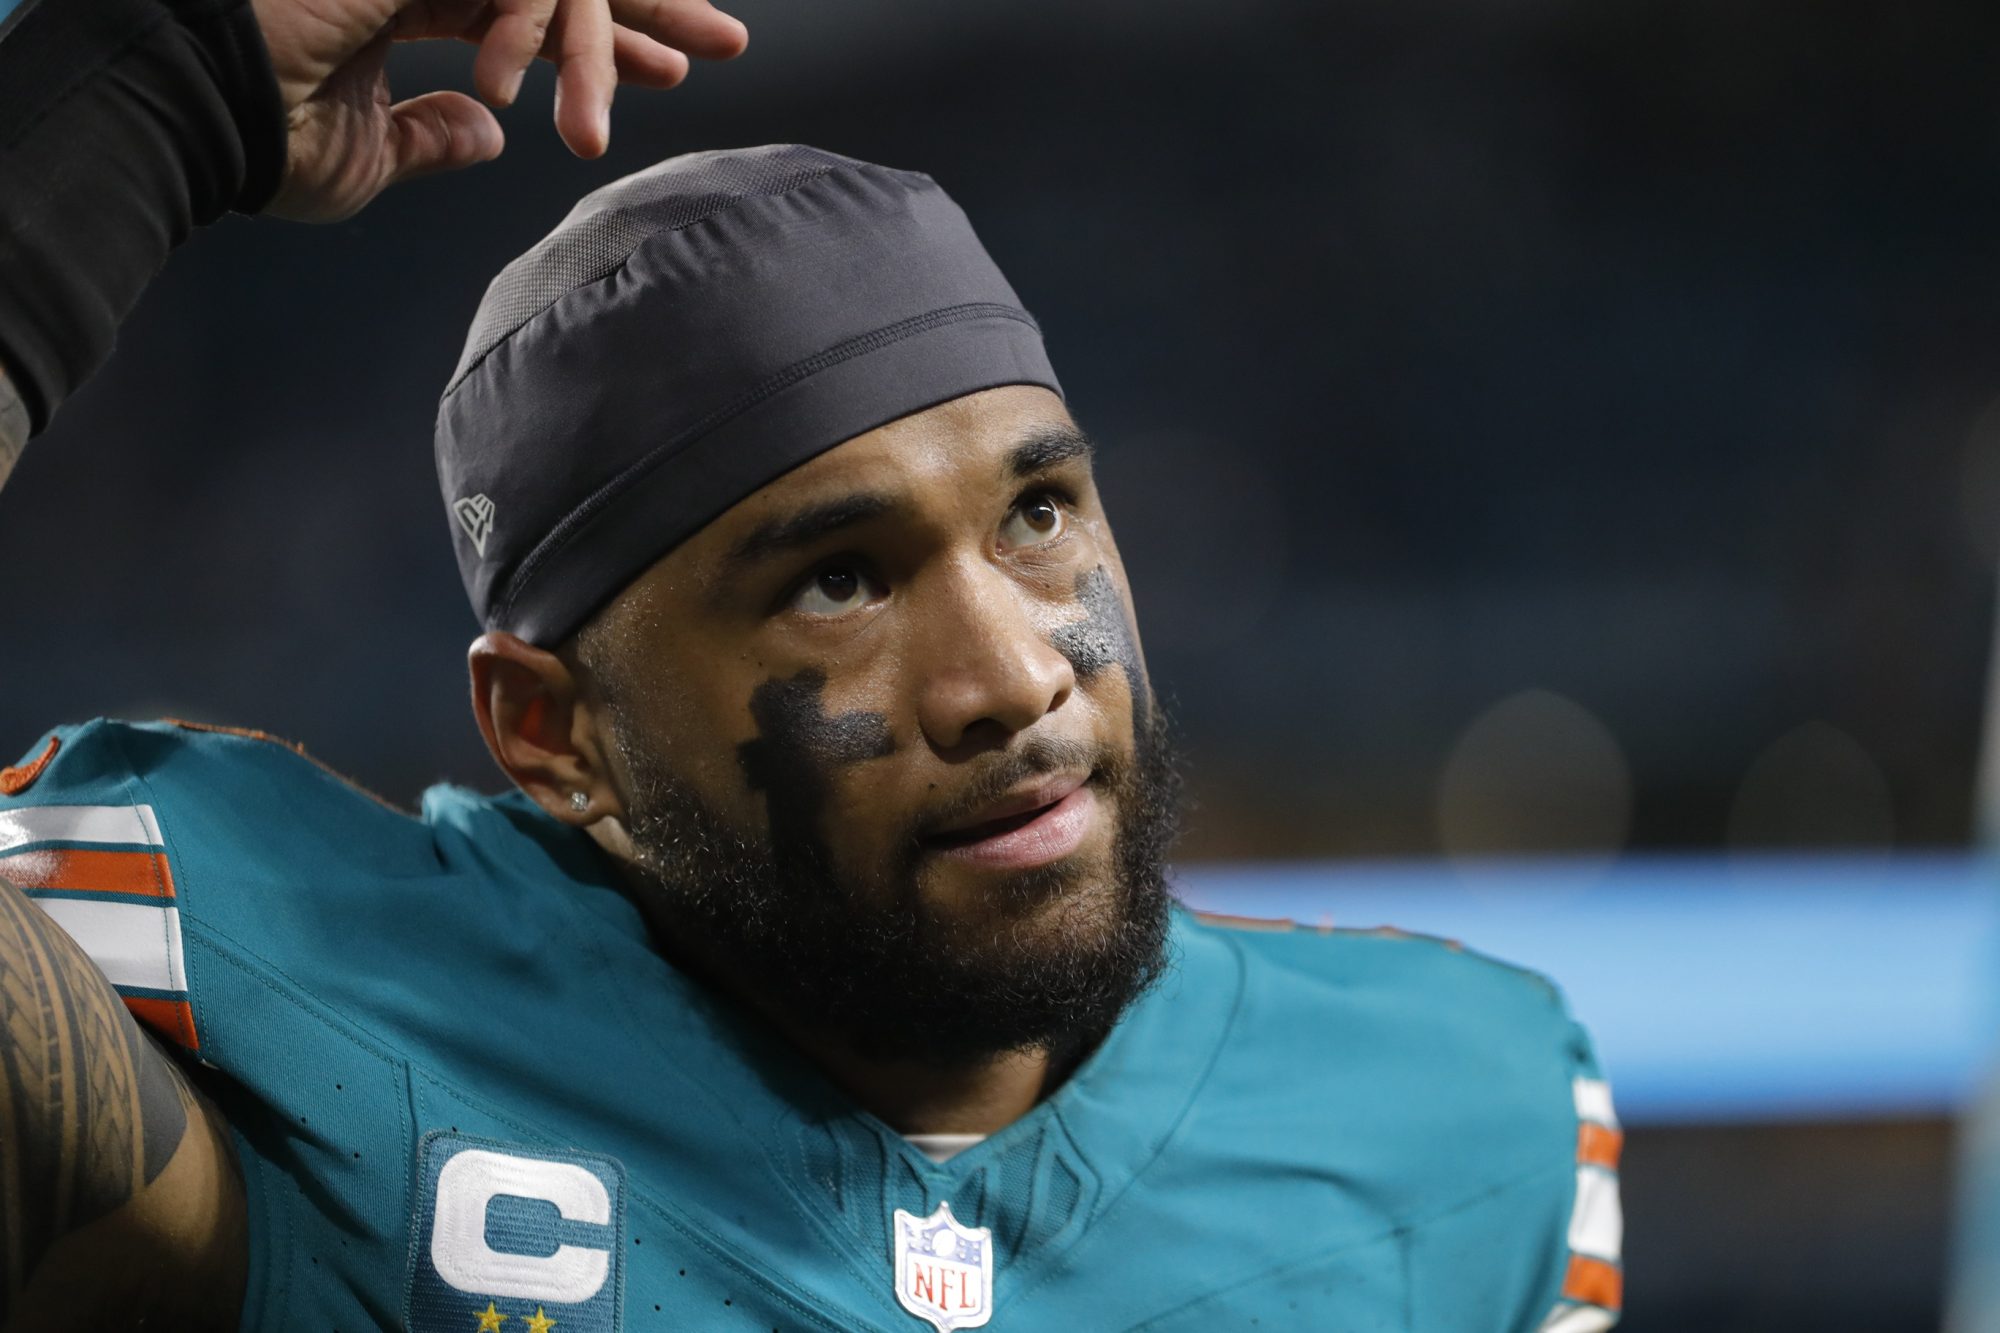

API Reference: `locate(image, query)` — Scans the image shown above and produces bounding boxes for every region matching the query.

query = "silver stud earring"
[569,791,590,814]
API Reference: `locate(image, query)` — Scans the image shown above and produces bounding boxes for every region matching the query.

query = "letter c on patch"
[430,1148,612,1303]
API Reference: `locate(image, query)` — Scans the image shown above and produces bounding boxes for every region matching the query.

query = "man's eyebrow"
[722,492,899,574]
[1004,426,1096,479]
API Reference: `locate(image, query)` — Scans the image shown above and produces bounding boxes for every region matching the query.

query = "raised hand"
[250,0,747,222]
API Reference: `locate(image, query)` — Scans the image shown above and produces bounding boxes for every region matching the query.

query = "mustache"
[906,734,1126,844]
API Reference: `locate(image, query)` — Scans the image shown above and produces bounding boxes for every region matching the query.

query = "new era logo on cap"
[455,494,496,556]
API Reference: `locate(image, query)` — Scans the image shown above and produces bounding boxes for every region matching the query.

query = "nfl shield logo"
[893,1202,993,1331]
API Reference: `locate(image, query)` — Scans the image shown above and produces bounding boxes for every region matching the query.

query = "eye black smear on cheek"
[1050,566,1150,731]
[736,668,896,848]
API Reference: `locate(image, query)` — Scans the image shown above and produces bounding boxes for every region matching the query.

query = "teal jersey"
[0,720,1623,1333]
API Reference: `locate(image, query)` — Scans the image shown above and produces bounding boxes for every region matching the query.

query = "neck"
[681,938,1065,1135]
[785,1037,1054,1137]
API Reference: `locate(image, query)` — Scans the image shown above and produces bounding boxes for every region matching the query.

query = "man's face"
[579,384,1179,1065]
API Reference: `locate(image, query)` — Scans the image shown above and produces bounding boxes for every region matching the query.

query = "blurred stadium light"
[1178,853,1999,1124]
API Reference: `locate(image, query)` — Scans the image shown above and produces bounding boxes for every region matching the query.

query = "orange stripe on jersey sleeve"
[0,737,59,796]
[0,847,176,898]
[1577,1122,1624,1171]
[1561,1255,1623,1309]
[1190,910,1297,932]
[122,995,199,1051]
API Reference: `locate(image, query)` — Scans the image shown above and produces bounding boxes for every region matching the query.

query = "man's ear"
[468,632,625,826]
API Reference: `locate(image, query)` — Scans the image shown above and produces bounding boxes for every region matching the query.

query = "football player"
[0,0,1623,1327]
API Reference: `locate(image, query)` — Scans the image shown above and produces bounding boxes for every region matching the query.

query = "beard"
[613,704,1184,1067]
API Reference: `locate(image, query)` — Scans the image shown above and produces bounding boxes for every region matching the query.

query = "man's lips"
[930,772,1088,838]
[921,773,1099,870]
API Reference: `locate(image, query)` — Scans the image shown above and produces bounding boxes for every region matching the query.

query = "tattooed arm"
[0,364,24,497]
[0,877,245,1330]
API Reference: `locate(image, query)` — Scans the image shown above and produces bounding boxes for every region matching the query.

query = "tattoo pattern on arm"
[0,364,24,492]
[0,879,189,1307]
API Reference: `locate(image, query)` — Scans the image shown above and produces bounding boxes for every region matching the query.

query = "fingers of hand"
[609,0,746,61]
[387,90,507,185]
[397,0,730,161]
[612,27,688,89]
[545,0,617,157]
[472,0,559,105]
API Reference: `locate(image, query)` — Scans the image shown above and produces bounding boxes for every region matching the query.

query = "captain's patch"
[406,1132,626,1333]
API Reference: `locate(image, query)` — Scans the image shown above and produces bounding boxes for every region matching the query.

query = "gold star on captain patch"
[522,1308,557,1333]
[474,1303,508,1331]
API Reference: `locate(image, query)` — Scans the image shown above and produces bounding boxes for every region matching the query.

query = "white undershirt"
[904,1132,988,1164]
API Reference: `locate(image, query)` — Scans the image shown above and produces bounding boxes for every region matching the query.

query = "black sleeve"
[0,0,286,435]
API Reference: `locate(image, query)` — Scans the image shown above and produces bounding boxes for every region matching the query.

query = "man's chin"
[916,851,1127,944]
[835,872,1171,1065]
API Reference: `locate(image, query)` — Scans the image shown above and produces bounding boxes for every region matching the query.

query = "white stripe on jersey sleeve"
[1567,1166,1623,1263]
[1541,1303,1618,1333]
[1572,1077,1619,1129]
[29,898,186,992]
[0,803,164,853]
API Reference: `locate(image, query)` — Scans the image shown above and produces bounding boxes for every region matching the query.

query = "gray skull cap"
[435,144,1062,645]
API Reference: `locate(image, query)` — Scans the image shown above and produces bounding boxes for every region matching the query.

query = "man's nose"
[914,562,1076,753]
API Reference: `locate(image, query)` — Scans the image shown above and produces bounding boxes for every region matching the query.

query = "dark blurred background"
[7,1,1999,1326]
